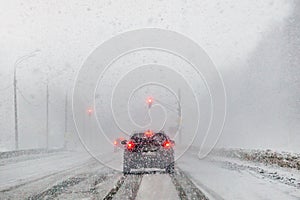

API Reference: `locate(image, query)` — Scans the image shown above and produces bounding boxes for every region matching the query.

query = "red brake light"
[162,140,173,149]
[113,140,117,145]
[144,130,153,137]
[127,140,135,150]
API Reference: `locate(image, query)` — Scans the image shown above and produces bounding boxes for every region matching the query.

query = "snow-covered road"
[136,174,178,199]
[0,149,299,199]
[0,151,93,191]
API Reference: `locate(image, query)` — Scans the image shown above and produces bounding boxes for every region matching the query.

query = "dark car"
[122,130,175,174]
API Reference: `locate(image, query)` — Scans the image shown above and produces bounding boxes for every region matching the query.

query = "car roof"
[130,132,167,138]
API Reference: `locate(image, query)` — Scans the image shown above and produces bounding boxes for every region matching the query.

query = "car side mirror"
[121,140,127,145]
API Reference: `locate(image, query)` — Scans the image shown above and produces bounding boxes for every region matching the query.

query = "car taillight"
[127,140,135,150]
[162,140,173,149]
[113,140,117,146]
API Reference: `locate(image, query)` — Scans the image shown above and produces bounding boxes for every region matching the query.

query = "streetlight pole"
[149,89,182,144]
[64,91,68,149]
[177,89,182,145]
[13,50,40,150]
[46,77,49,150]
[65,92,68,134]
[13,65,18,150]
[87,108,93,145]
[44,66,70,150]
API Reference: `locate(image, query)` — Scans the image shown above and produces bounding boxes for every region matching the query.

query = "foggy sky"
[0,0,299,152]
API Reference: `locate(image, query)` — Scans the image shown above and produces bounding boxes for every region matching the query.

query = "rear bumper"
[124,150,174,169]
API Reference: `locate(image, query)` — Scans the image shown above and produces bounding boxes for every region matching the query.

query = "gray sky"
[0,0,298,151]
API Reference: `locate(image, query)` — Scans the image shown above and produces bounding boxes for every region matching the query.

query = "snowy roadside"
[211,148,300,170]
[208,148,300,188]
[208,155,300,189]
[0,149,68,166]
[0,151,92,192]
[177,149,300,200]
[0,148,66,161]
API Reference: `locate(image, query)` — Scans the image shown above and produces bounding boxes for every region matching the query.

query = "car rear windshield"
[130,132,168,142]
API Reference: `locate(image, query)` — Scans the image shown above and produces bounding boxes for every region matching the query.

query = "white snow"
[0,151,92,191]
[177,150,300,200]
[136,174,179,200]
[1,149,300,199]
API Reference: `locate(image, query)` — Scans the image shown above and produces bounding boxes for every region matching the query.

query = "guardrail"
[0,148,64,159]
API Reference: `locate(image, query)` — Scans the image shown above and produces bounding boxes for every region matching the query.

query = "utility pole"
[13,65,18,150]
[178,89,182,145]
[65,92,68,134]
[87,108,92,145]
[13,50,40,150]
[44,65,69,150]
[46,77,49,150]
[147,97,153,108]
[64,92,68,149]
[149,93,182,143]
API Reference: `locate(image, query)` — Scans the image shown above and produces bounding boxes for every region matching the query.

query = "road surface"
[0,149,299,199]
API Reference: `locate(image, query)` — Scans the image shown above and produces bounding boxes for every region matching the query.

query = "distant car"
[122,130,175,174]
[113,137,125,152]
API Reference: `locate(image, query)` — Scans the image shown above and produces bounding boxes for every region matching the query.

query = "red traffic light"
[147,97,153,108]
[144,130,153,137]
[87,108,93,115]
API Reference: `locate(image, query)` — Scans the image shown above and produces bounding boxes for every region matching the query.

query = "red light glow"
[87,108,93,115]
[162,140,172,149]
[147,97,153,104]
[144,130,153,137]
[127,140,135,150]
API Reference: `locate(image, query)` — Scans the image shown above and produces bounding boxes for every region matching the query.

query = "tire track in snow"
[0,157,96,193]
[171,168,209,200]
[22,165,211,199]
[48,171,121,200]
[27,176,87,200]
[102,175,127,200]
[112,174,143,200]
[12,154,117,199]
[26,167,116,199]
[107,169,209,200]
[170,173,188,200]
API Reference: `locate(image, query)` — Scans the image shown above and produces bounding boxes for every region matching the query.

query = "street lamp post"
[148,89,182,144]
[177,89,182,144]
[85,108,93,145]
[64,91,68,149]
[46,77,49,149]
[13,64,18,150]
[44,66,71,150]
[13,50,40,150]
